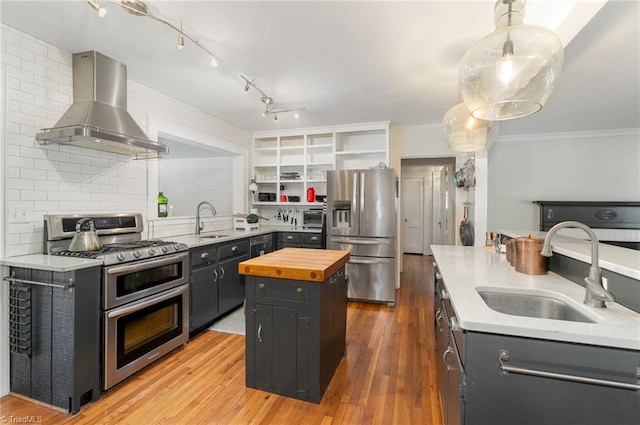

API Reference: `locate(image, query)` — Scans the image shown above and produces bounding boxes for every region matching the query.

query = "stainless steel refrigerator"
[327,168,397,306]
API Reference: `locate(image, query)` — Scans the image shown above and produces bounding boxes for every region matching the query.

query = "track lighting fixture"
[241,75,305,121]
[177,20,185,50]
[87,0,107,17]
[93,1,222,69]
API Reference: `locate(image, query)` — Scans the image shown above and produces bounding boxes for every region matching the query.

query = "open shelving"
[252,122,389,206]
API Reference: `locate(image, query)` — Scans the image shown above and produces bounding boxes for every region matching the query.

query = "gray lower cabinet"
[218,240,250,314]
[189,238,250,333]
[190,244,219,332]
[8,266,101,414]
[433,262,640,425]
[277,232,322,249]
[245,266,347,403]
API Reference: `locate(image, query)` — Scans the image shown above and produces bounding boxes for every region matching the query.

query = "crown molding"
[495,128,640,144]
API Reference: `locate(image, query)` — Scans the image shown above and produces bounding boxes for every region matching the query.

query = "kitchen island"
[431,244,639,425]
[239,248,350,403]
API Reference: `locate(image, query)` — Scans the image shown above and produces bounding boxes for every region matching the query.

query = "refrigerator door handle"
[349,258,391,265]
[331,237,391,245]
[359,171,365,233]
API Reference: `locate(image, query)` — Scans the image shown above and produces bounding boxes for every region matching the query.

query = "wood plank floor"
[0,254,442,425]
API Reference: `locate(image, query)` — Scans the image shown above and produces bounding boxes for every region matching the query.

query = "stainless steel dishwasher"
[250,234,274,257]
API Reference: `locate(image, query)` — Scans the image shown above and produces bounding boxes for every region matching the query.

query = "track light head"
[243,83,250,93]
[260,96,273,105]
[87,0,107,17]
[294,112,300,119]
[177,33,185,50]
[210,57,218,68]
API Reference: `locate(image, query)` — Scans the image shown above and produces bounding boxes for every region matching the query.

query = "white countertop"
[431,245,640,350]
[0,254,102,272]
[169,226,320,248]
[0,227,320,270]
[498,229,640,280]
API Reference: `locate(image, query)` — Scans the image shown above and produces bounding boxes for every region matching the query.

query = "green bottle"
[158,192,168,217]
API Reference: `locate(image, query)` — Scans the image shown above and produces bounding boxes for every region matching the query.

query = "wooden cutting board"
[238,248,350,282]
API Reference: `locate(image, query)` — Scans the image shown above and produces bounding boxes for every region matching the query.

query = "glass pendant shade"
[459,0,564,121]
[443,103,500,152]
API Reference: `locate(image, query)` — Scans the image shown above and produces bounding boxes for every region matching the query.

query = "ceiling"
[1,1,638,136]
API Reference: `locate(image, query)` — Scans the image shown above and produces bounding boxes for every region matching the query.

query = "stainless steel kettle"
[68,218,103,251]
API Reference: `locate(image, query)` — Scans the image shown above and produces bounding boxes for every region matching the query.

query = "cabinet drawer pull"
[435,272,442,280]
[286,236,293,240]
[443,347,454,371]
[450,316,460,332]
[257,324,263,343]
[200,252,209,260]
[213,269,218,282]
[310,236,319,241]
[297,287,303,294]
[498,350,640,391]
[232,246,237,252]
[258,283,265,289]
[220,267,225,280]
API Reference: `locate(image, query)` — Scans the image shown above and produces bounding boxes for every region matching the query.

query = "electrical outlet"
[602,276,609,290]
[8,208,31,223]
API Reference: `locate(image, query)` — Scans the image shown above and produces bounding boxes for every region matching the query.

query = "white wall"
[488,129,640,231]
[0,23,252,257]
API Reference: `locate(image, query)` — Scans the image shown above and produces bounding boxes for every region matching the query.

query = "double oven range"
[44,213,189,390]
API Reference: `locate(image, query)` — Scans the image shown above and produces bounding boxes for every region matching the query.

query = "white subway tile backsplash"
[2,23,251,255]
[45,150,70,163]
[9,156,35,169]
[59,162,83,173]
[19,37,47,57]
[34,200,60,212]
[33,159,57,171]
[20,146,47,160]
[20,168,47,180]
[21,190,49,201]
[7,178,34,190]
[7,88,34,105]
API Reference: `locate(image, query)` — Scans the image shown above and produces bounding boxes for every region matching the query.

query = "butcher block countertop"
[239,248,350,282]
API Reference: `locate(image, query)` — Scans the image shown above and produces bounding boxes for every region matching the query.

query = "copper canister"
[514,236,548,275]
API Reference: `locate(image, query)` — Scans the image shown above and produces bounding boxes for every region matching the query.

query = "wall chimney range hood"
[36,51,168,157]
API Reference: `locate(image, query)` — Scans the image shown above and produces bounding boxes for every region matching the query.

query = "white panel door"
[402,177,424,254]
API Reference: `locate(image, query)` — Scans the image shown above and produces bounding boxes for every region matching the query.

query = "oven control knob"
[162,246,169,253]
[174,244,181,251]
[133,249,141,258]
[148,248,156,256]
[116,253,126,262]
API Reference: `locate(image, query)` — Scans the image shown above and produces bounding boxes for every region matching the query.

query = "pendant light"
[443,103,500,152]
[459,0,564,121]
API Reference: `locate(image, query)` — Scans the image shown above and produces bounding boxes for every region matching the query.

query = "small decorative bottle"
[158,192,168,217]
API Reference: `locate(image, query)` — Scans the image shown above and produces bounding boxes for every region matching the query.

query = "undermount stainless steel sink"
[199,234,231,239]
[477,288,597,323]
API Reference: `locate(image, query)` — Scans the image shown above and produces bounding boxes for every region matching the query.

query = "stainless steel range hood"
[36,51,168,157]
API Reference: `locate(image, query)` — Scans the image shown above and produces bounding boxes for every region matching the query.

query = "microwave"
[303,209,323,228]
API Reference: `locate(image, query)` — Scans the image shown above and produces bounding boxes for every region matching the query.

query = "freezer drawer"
[328,236,395,258]
[345,256,396,305]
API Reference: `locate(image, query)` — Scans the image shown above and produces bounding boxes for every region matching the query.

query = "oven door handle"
[107,285,186,319]
[106,253,187,275]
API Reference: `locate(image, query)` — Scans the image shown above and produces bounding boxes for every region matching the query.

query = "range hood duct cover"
[36,51,168,156]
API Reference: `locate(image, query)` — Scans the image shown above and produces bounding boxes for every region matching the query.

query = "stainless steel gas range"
[44,213,190,390]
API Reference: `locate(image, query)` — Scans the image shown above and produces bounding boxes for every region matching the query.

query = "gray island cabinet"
[239,248,350,403]
[433,260,640,425]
